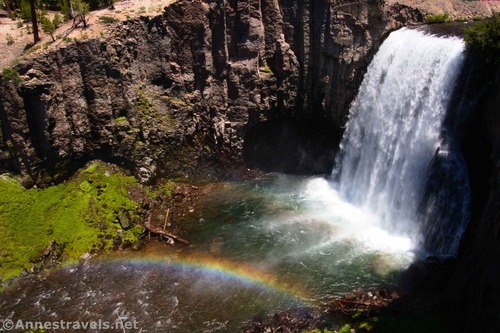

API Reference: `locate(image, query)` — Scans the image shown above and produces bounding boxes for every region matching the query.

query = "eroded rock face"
[445,62,500,333]
[0,0,424,184]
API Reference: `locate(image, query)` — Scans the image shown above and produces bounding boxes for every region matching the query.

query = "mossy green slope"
[0,162,146,282]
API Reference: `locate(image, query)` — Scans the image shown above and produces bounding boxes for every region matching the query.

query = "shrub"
[19,0,31,21]
[98,15,117,24]
[41,15,55,41]
[464,14,500,62]
[426,13,450,24]
[52,13,62,28]
[6,33,14,45]
[1,67,22,83]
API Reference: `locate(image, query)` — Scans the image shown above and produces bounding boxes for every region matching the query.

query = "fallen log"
[145,213,190,245]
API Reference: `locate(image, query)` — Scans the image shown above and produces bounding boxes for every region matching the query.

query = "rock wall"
[0,0,423,184]
[445,60,500,332]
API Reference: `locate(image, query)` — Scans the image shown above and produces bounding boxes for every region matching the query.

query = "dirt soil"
[1,0,499,71]
[387,0,500,19]
[0,0,176,70]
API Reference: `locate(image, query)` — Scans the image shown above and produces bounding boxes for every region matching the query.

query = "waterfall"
[333,28,470,257]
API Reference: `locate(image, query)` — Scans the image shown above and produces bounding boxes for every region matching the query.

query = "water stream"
[0,28,470,332]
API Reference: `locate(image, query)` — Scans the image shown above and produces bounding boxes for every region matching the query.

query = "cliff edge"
[0,0,423,184]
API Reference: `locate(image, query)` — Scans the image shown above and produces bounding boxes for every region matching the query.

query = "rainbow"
[91,253,313,303]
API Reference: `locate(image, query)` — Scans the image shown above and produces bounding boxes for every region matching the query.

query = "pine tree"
[71,0,89,29]
[41,15,55,41]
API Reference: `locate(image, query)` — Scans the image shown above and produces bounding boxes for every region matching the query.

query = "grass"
[98,16,118,24]
[0,162,148,283]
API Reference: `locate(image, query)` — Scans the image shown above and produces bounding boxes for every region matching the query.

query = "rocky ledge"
[0,0,424,185]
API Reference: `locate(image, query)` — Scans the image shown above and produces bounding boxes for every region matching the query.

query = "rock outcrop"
[444,59,500,332]
[386,0,500,20]
[0,0,424,184]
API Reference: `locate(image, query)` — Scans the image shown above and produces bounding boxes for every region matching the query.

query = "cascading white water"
[332,28,469,256]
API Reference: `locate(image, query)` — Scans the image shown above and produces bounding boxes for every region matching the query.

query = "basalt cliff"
[1,1,500,332]
[0,0,423,184]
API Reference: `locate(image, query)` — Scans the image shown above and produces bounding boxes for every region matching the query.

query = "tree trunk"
[4,0,12,16]
[66,0,72,19]
[29,0,39,44]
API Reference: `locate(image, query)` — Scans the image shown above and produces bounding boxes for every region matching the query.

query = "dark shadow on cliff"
[243,119,341,174]
[387,53,500,333]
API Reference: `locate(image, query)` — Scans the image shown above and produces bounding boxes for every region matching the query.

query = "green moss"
[260,66,273,74]
[84,162,99,173]
[0,162,147,282]
[5,139,14,151]
[115,116,132,129]
[135,83,155,120]
[159,181,176,197]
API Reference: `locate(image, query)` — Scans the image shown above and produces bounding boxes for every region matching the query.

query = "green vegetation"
[19,0,32,21]
[338,325,351,333]
[1,67,22,84]
[464,14,500,62]
[426,13,450,24]
[260,66,273,74]
[72,0,90,28]
[0,162,149,283]
[25,44,41,55]
[135,83,155,120]
[40,15,55,41]
[98,15,117,24]
[301,329,333,333]
[52,13,62,28]
[6,33,14,45]
[115,116,128,123]
[2,0,120,45]
[156,181,176,199]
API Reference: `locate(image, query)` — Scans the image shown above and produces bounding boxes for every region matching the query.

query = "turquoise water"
[0,175,414,332]
[182,175,414,300]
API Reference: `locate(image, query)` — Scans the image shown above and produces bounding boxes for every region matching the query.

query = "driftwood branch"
[163,208,170,232]
[145,211,190,245]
